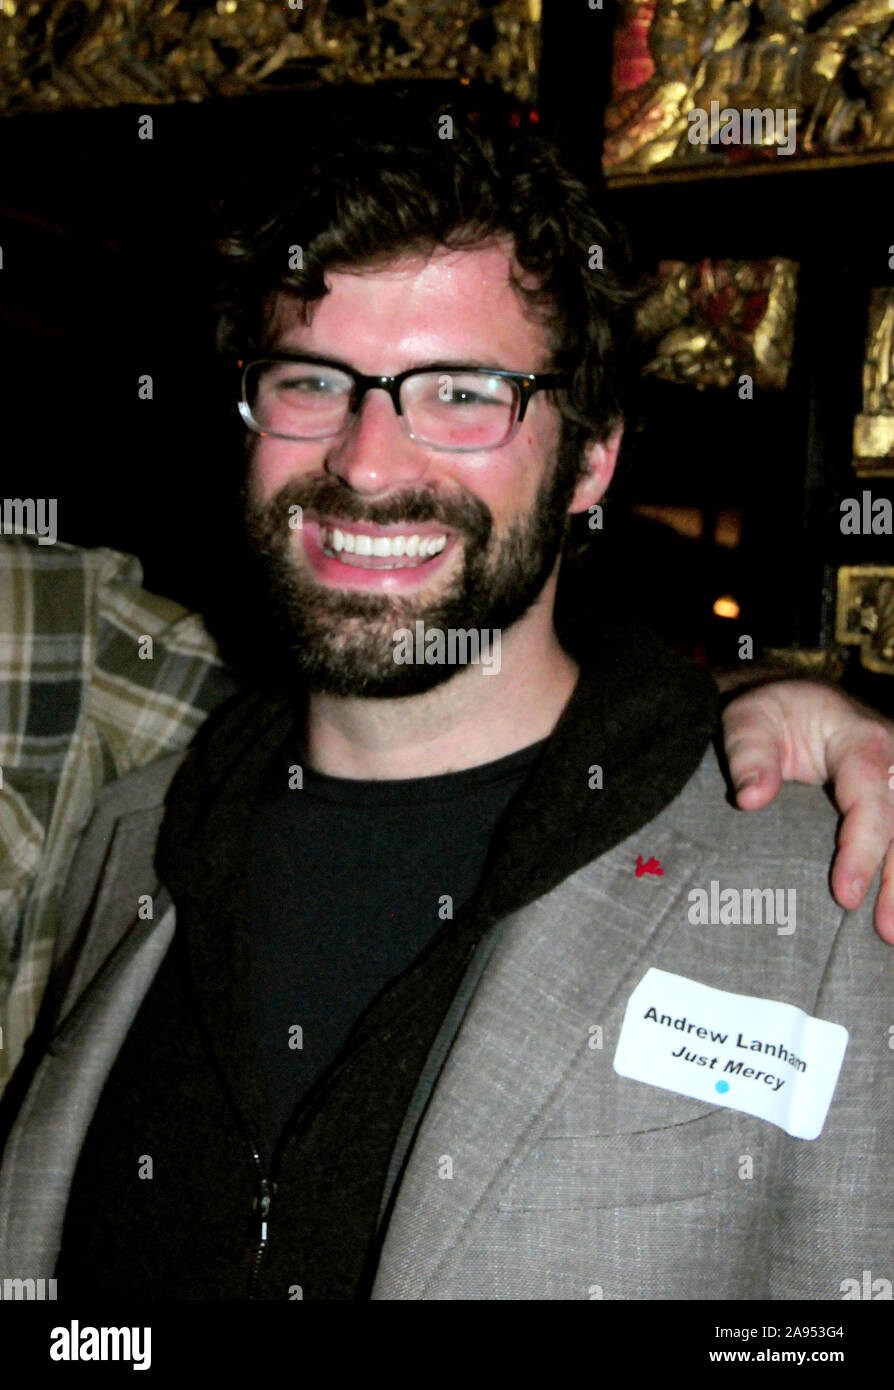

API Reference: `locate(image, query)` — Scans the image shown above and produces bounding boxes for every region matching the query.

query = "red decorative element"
[611,0,657,99]
[684,261,771,352]
[636,854,664,878]
[740,293,769,334]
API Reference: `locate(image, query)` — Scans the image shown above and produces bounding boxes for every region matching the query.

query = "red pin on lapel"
[636,854,663,878]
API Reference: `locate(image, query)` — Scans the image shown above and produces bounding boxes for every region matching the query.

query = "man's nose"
[323,387,429,494]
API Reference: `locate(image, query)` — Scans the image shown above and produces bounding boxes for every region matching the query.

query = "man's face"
[244,242,585,697]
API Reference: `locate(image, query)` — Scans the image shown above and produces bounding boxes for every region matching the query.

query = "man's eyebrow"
[268,347,356,370]
[414,359,532,374]
[268,348,543,375]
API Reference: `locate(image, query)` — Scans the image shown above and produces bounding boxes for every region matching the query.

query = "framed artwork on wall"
[603,0,894,184]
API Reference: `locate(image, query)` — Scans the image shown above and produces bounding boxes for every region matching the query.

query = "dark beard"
[242,446,579,698]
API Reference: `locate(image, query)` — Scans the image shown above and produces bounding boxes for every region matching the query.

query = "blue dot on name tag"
[715,1080,730,1094]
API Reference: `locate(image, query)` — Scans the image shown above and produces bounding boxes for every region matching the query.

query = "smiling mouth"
[319,523,449,570]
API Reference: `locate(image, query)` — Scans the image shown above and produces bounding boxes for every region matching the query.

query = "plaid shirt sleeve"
[0,534,238,1096]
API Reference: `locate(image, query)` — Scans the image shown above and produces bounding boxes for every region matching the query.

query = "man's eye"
[282,375,339,394]
[446,389,492,406]
[434,375,512,406]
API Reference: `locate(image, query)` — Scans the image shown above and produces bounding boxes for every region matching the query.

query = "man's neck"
[302,593,579,781]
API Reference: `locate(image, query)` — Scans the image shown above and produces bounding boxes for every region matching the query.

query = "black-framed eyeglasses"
[237,354,566,453]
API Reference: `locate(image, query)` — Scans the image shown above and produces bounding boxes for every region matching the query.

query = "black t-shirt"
[57,737,546,1296]
[246,740,546,1165]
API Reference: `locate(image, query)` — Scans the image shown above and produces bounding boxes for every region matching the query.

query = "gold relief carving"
[761,647,849,682]
[836,565,894,675]
[0,0,540,114]
[853,288,894,477]
[636,256,798,390]
[605,0,894,179]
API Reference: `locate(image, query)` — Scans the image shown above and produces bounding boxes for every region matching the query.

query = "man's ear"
[568,425,623,515]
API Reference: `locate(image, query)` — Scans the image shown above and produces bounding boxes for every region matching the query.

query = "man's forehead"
[268,240,545,342]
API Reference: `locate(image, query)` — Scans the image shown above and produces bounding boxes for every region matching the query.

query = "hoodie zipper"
[239,1029,397,1299]
[247,1134,273,1299]
[240,940,479,1298]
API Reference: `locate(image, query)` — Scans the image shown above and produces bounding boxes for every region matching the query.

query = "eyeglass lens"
[243,360,521,448]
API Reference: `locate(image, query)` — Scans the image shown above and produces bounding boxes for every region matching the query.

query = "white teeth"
[318,524,448,564]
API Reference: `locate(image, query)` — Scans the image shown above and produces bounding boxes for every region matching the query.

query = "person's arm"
[720,679,894,943]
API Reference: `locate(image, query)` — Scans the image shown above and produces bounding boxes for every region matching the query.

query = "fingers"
[732,772,780,811]
[823,726,894,941]
[831,840,894,943]
[828,757,894,942]
[876,847,894,943]
[721,696,786,807]
[721,679,894,944]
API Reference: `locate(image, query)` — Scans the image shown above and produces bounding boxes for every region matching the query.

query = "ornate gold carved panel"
[0,0,541,114]
[604,0,894,181]
[836,565,894,675]
[853,288,894,477]
[636,257,798,391]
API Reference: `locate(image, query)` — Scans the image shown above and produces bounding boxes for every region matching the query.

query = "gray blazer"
[1,745,891,1299]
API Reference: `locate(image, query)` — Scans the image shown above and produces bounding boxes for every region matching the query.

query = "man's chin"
[293,638,465,700]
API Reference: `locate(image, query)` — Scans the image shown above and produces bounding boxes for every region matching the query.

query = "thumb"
[721,698,786,809]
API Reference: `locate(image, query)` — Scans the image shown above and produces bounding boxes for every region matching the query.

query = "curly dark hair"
[206,83,640,499]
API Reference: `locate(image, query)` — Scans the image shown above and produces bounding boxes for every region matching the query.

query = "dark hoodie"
[56,612,718,1299]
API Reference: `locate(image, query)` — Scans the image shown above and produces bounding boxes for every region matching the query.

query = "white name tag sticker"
[613,968,848,1140]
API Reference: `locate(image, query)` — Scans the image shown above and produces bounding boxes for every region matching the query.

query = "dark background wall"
[2,1,892,708]
[539,1,894,711]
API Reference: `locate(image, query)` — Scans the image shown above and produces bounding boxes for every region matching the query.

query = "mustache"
[246,475,494,546]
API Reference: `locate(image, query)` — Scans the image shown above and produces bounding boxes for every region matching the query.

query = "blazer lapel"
[0,903,176,1277]
[372,825,683,1298]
